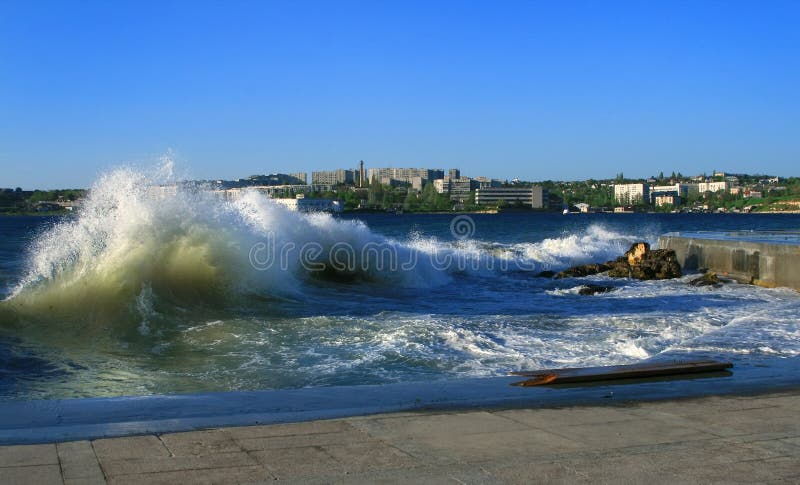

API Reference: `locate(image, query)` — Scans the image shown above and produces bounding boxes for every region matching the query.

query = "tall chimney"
[359,160,365,188]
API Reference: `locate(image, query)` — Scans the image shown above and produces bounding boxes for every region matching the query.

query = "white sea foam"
[3,162,799,400]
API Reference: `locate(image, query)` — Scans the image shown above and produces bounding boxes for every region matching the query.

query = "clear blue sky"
[1,1,798,189]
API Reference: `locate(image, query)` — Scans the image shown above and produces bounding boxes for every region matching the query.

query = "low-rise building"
[270,194,343,213]
[473,177,502,188]
[475,186,548,208]
[654,194,681,207]
[698,181,730,193]
[649,183,698,204]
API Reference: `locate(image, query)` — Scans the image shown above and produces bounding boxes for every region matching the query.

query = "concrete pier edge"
[660,231,800,290]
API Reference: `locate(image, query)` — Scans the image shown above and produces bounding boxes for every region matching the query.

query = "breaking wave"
[1,164,651,337]
[1,164,799,399]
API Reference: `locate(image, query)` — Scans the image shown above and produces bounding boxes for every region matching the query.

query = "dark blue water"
[1,208,799,401]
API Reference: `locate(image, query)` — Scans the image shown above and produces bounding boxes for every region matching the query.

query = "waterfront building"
[148,184,179,198]
[212,185,336,201]
[655,183,699,198]
[367,167,444,186]
[475,186,548,208]
[614,183,650,205]
[473,177,502,188]
[649,183,698,204]
[312,169,355,185]
[654,194,681,207]
[288,172,307,184]
[698,181,730,193]
[435,177,473,201]
[270,194,343,213]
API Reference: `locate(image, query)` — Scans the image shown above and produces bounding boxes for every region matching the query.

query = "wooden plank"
[510,360,732,387]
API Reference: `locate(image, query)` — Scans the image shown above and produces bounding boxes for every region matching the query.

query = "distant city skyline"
[2,1,799,189]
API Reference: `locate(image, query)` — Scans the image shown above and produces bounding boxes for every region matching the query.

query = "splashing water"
[1,164,798,400]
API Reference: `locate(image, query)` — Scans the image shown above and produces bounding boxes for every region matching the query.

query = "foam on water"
[2,164,463,335]
[2,164,654,336]
[1,163,799,399]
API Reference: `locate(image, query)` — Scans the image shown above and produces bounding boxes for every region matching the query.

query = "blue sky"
[1,1,798,189]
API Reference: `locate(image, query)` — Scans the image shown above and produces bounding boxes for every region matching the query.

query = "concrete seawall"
[659,231,800,290]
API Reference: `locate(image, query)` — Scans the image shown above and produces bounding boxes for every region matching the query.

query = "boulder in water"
[536,270,556,278]
[555,242,682,281]
[689,272,722,287]
[606,242,682,280]
[555,263,611,279]
[578,284,615,296]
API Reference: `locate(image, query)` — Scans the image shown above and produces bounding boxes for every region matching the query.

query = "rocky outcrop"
[606,243,682,280]
[578,284,615,295]
[536,270,556,278]
[556,242,682,281]
[555,263,611,279]
[689,272,722,287]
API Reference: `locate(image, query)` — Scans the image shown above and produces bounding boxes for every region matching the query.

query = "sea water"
[1,167,799,400]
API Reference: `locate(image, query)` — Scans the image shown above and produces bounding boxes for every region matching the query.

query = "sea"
[1,167,799,401]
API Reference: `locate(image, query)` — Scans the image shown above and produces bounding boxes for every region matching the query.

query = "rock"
[689,272,721,287]
[555,242,682,281]
[605,257,633,278]
[555,263,611,279]
[606,242,682,280]
[626,242,649,266]
[578,284,615,296]
[536,270,556,278]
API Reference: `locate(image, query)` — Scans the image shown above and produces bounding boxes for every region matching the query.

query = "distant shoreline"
[3,209,800,217]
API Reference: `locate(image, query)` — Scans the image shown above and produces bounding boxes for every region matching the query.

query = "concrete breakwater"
[659,231,800,291]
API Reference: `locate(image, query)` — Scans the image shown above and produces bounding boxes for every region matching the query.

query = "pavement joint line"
[154,434,174,457]
[0,463,60,469]
[90,440,111,482]
[55,449,65,483]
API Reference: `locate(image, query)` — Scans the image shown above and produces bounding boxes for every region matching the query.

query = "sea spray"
[2,165,472,336]
[1,183,799,399]
[2,163,667,340]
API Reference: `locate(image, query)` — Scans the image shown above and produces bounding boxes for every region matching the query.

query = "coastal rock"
[689,272,722,287]
[607,242,682,280]
[626,242,649,266]
[555,242,682,281]
[578,284,615,296]
[536,270,556,278]
[555,263,611,279]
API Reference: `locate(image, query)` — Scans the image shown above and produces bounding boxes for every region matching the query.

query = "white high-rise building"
[614,183,650,205]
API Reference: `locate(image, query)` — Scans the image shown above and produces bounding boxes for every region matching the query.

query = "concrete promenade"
[1,389,799,484]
